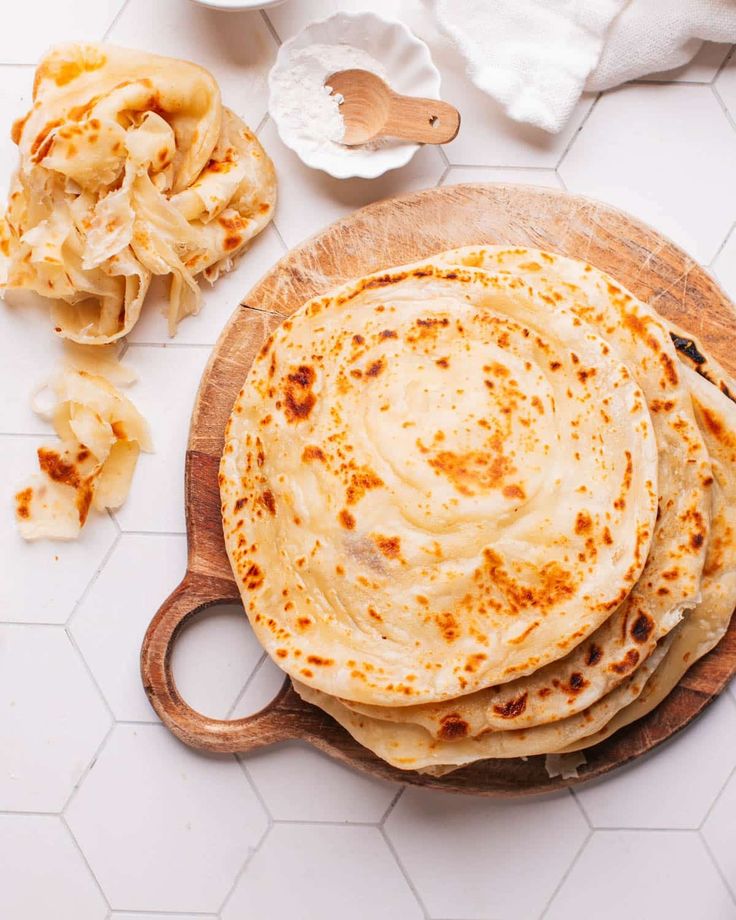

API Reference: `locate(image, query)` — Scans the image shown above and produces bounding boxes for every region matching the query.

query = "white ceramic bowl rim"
[267,10,442,180]
[190,0,285,9]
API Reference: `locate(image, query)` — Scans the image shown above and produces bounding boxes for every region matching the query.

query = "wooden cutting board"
[141,184,736,796]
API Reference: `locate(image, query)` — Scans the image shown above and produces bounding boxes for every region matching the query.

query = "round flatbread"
[220,260,658,706]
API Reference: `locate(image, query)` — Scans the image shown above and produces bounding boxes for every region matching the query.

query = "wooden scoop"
[326,69,460,146]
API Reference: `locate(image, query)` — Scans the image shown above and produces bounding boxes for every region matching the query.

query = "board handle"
[141,571,301,753]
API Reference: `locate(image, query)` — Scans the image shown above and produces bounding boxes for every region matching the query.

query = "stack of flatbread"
[220,247,736,775]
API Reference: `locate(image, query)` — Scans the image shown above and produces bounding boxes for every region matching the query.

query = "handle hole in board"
[429,115,440,128]
[171,602,266,719]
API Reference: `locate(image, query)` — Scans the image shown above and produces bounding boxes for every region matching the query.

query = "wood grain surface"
[141,184,736,796]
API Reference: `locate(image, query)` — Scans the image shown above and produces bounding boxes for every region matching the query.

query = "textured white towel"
[432,0,736,133]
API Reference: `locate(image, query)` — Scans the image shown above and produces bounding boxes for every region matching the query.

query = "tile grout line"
[569,786,593,830]
[113,907,217,917]
[0,619,68,627]
[225,651,267,719]
[706,215,736,270]
[0,807,59,817]
[256,110,271,137]
[556,91,603,171]
[254,109,270,136]
[266,221,290,257]
[633,78,723,87]
[379,786,405,826]
[711,44,735,84]
[217,775,273,916]
[436,163,451,186]
[106,506,122,535]
[59,810,113,911]
[699,828,736,906]
[538,827,593,919]
[60,721,116,815]
[711,81,736,136]
[236,757,274,825]
[101,0,131,40]
[64,628,117,724]
[65,530,123,633]
[555,168,569,192]
[270,817,385,827]
[260,9,282,46]
[379,825,432,920]
[699,761,736,830]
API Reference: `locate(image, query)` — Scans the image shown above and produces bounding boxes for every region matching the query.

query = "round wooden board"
[142,183,736,796]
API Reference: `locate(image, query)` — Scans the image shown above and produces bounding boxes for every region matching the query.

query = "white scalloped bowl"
[268,11,442,179]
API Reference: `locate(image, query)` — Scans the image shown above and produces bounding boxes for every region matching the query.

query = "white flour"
[270,43,390,155]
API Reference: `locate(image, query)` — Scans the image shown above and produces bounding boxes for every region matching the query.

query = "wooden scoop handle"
[384,93,460,144]
[140,570,300,753]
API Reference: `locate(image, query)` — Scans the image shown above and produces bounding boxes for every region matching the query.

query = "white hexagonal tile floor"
[0,625,110,812]
[546,831,735,920]
[575,694,736,829]
[111,345,211,534]
[65,724,268,913]
[1,437,119,624]
[246,742,398,823]
[221,824,423,920]
[0,814,106,920]
[559,83,736,264]
[107,0,277,130]
[385,787,588,919]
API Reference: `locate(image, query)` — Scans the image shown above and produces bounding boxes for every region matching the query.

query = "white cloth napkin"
[431,0,736,133]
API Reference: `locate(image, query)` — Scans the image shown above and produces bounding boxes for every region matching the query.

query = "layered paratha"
[221,260,659,706]
[561,364,736,753]
[0,43,276,343]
